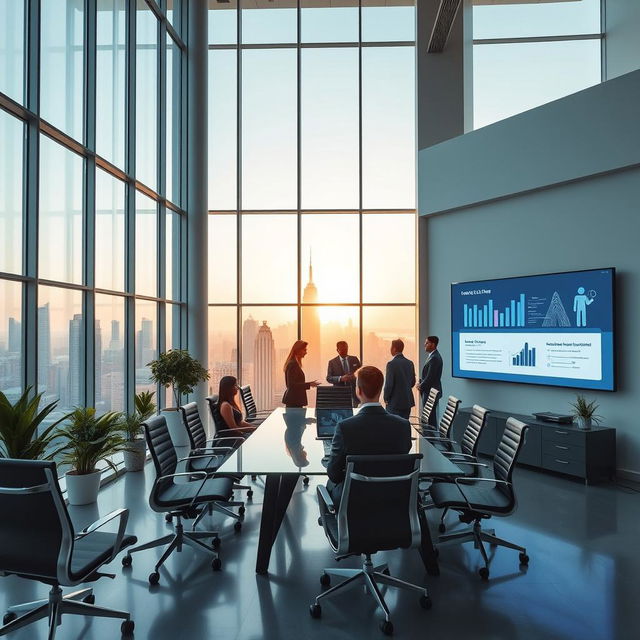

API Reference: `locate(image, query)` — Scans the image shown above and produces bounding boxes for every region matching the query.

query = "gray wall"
[605,0,640,80]
[418,70,640,479]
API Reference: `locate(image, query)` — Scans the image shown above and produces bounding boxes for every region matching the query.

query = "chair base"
[0,585,132,639]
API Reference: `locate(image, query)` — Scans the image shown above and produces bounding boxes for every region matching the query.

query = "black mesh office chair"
[238,385,270,425]
[0,460,136,638]
[315,385,354,409]
[429,418,530,580]
[311,454,430,636]
[122,415,242,584]
[410,387,440,429]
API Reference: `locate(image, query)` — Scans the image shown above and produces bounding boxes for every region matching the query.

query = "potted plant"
[54,407,129,505]
[148,349,210,447]
[570,394,603,431]
[0,386,69,459]
[122,391,156,472]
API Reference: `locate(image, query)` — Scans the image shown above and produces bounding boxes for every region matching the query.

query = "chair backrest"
[143,415,178,491]
[493,418,528,500]
[421,387,440,423]
[337,454,423,556]
[315,385,353,409]
[0,459,74,584]
[460,404,489,457]
[178,402,207,450]
[238,385,258,419]
[206,394,229,436]
[438,395,461,439]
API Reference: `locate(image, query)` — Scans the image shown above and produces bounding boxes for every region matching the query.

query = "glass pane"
[208,305,237,397]
[241,214,297,304]
[166,35,181,205]
[0,0,24,103]
[474,0,601,40]
[167,0,181,33]
[135,299,157,396]
[39,136,84,284]
[136,3,158,190]
[300,214,359,304]
[95,293,125,414]
[166,302,180,351]
[208,50,237,210]
[241,306,297,411]
[474,40,602,129]
[136,191,157,297]
[0,111,23,274]
[208,214,237,303]
[362,2,415,42]
[209,1,237,46]
[301,3,358,43]
[96,0,126,168]
[41,0,84,140]
[37,285,83,412]
[242,50,297,210]
[0,279,22,397]
[241,3,297,45]
[300,305,360,402]
[362,213,415,303]
[301,49,359,209]
[362,47,415,209]
[95,168,125,291]
[166,211,180,301]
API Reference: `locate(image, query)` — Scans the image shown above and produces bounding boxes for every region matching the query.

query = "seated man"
[326,365,412,505]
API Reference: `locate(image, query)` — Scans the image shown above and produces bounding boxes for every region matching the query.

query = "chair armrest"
[317,485,336,514]
[453,461,488,468]
[451,476,512,513]
[75,508,129,562]
[206,437,245,446]
[192,447,234,454]
[178,454,224,464]
[422,436,456,443]
[441,451,477,460]
[156,471,208,483]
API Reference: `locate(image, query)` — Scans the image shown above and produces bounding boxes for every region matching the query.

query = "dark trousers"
[386,406,411,420]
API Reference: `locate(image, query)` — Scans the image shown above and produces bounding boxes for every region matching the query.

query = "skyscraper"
[8,317,21,353]
[254,321,275,411]
[37,303,51,391]
[301,254,321,383]
[110,319,121,350]
[95,319,102,403]
[68,313,83,406]
[242,315,258,364]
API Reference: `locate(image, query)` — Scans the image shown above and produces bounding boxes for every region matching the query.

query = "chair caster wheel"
[519,553,529,565]
[380,620,394,635]
[419,595,432,610]
[212,557,222,571]
[165,514,173,523]
[238,505,246,516]
[309,603,321,619]
[121,619,135,636]
[234,521,242,532]
[303,476,309,486]
[121,554,132,567]
[479,567,489,581]
[3,612,17,625]
[149,571,160,585]
[247,490,253,500]
[212,536,221,549]
[83,594,95,604]
[320,573,331,587]
[438,523,446,533]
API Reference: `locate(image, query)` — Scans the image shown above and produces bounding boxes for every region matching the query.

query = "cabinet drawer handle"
[555,459,569,465]
[555,430,568,435]
[555,445,569,450]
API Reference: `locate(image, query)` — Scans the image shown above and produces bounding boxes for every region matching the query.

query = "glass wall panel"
[0,280,22,397]
[0,111,23,275]
[362,213,415,304]
[95,293,125,414]
[166,211,180,301]
[41,0,84,140]
[96,0,126,168]
[301,49,359,209]
[241,214,297,304]
[167,0,181,33]
[301,2,358,43]
[361,2,415,42]
[474,40,602,129]
[0,0,24,103]
[208,50,237,210]
[241,4,296,45]
[95,168,125,291]
[362,47,415,209]
[166,35,181,205]
[135,299,157,395]
[37,285,83,412]
[241,306,297,411]
[208,306,237,396]
[208,214,237,304]
[135,191,158,297]
[242,50,297,210]
[208,1,237,46]
[300,214,359,304]
[136,3,158,190]
[39,136,84,284]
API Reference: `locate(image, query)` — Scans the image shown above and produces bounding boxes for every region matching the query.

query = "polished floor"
[1,460,638,640]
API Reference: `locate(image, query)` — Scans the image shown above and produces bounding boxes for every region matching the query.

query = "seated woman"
[218,376,256,435]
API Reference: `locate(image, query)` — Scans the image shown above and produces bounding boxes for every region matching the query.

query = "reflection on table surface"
[216,407,463,477]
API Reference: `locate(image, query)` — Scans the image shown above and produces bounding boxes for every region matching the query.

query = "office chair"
[122,415,242,584]
[410,387,440,429]
[311,454,430,636]
[419,395,461,449]
[429,418,530,580]
[315,385,354,409]
[238,385,271,425]
[0,460,136,638]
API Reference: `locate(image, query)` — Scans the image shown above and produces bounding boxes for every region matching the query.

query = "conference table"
[216,407,464,576]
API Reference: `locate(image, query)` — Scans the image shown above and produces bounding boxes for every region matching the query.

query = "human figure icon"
[573,286,594,327]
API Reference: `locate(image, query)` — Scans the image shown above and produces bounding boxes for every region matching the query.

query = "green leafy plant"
[570,394,603,425]
[148,349,210,407]
[123,391,156,442]
[53,407,130,475]
[0,387,70,459]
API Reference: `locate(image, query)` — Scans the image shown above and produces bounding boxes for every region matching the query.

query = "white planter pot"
[123,439,147,472]
[163,408,189,448]
[66,470,101,506]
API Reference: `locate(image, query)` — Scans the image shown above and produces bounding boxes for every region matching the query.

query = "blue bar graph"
[512,342,536,367]
[462,293,527,328]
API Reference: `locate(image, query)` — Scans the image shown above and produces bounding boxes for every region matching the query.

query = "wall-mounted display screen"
[451,268,615,391]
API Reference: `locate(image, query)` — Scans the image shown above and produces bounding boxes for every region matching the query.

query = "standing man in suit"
[383,339,416,420]
[326,341,362,407]
[326,366,412,504]
[416,336,443,427]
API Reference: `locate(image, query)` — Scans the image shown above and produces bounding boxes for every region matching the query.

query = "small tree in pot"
[122,391,156,472]
[570,394,603,431]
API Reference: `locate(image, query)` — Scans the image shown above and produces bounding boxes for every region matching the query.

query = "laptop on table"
[315,408,353,440]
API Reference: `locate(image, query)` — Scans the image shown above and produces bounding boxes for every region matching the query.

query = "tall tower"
[8,317,21,353]
[68,314,83,407]
[95,320,103,403]
[254,321,275,411]
[37,303,51,391]
[242,315,258,364]
[301,253,321,384]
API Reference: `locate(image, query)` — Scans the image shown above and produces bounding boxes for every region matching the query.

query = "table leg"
[256,473,299,575]
[418,500,440,576]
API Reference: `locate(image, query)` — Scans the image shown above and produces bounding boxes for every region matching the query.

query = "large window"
[208,2,417,410]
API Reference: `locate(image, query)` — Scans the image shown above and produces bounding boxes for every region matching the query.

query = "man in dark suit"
[326,341,362,407]
[416,335,443,427]
[383,339,416,420]
[326,366,412,504]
